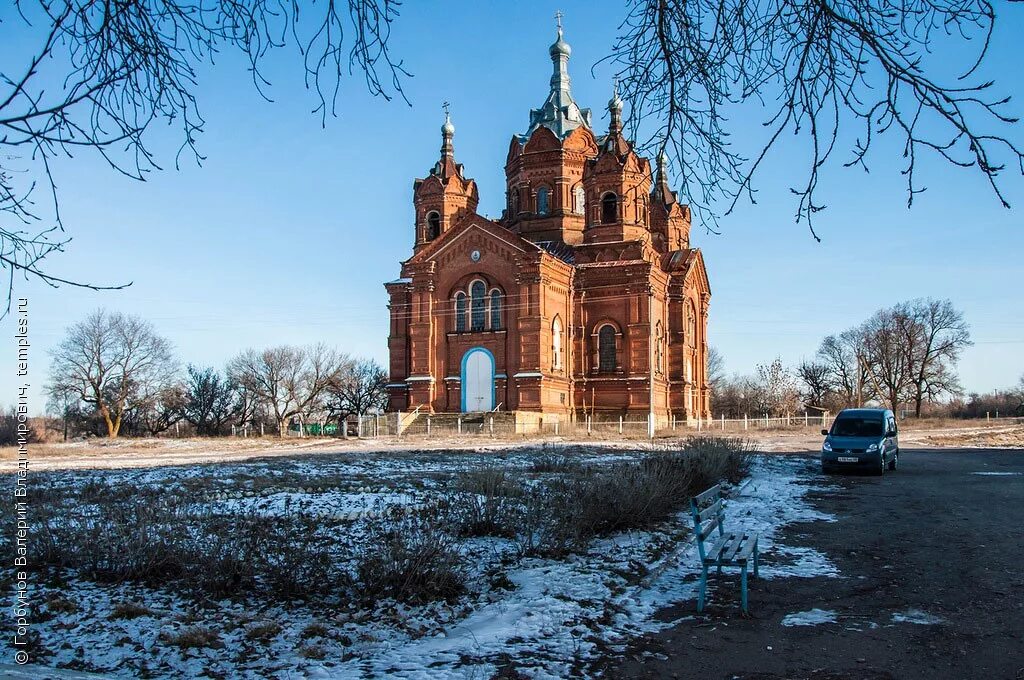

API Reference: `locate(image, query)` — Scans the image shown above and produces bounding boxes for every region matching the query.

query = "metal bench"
[690,483,760,613]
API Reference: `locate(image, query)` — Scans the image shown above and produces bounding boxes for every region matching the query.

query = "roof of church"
[533,240,576,264]
[520,24,592,142]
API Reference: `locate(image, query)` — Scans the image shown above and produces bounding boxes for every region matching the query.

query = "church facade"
[385,25,711,424]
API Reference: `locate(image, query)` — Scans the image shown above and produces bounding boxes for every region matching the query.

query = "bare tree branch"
[607,0,1024,238]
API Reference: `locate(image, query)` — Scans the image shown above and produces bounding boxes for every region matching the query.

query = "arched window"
[454,292,466,332]
[685,302,696,346]
[426,211,441,240]
[552,316,563,370]
[655,321,664,374]
[490,290,502,329]
[573,186,586,215]
[601,192,618,224]
[598,324,617,373]
[536,187,550,216]
[470,280,486,331]
[510,190,519,216]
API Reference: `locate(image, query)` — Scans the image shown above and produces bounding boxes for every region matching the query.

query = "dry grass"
[244,621,282,643]
[110,601,155,620]
[163,625,223,649]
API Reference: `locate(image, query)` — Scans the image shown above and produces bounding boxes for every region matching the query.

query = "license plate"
[837,456,859,463]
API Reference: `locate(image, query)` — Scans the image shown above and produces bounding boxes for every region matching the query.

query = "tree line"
[710,298,1008,418]
[46,310,387,439]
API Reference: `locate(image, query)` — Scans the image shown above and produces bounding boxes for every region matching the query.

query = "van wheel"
[888,451,898,471]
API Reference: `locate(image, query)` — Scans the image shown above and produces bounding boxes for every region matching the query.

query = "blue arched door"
[461,348,495,412]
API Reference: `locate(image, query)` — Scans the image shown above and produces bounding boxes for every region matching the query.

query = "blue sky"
[2,1,1022,414]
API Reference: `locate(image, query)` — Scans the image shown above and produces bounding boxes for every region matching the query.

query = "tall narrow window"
[454,293,466,332]
[490,290,502,329]
[552,316,563,370]
[655,321,664,374]
[470,281,486,331]
[573,186,586,215]
[601,192,618,224]
[536,187,550,216]
[598,324,617,373]
[427,211,441,240]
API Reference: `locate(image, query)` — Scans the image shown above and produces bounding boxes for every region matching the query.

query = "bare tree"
[608,1,1024,237]
[326,359,388,431]
[755,357,801,416]
[183,365,240,436]
[860,308,918,414]
[46,309,177,438]
[227,344,347,436]
[817,330,871,408]
[706,345,726,390]
[902,299,972,417]
[2,0,407,312]
[128,382,188,436]
[796,360,833,411]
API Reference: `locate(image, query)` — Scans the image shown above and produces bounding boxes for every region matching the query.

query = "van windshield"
[831,416,885,438]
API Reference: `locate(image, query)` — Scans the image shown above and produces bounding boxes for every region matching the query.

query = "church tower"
[582,86,653,244]
[504,18,598,245]
[649,152,692,252]
[412,109,479,253]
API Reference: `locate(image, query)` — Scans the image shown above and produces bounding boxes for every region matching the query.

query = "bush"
[467,437,753,558]
[355,506,466,604]
[30,491,340,599]
[527,454,580,474]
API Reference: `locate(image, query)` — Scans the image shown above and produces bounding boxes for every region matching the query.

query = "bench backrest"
[690,484,726,561]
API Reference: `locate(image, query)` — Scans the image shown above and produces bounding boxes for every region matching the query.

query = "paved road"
[601,448,1024,680]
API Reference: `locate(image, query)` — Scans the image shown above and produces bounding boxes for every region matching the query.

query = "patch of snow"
[781,608,838,627]
[891,609,944,625]
[970,471,1022,476]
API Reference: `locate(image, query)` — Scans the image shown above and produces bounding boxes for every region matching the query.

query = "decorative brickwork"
[386,27,711,423]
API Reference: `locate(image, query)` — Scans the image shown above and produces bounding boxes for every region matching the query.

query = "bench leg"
[697,565,708,613]
[753,543,760,579]
[741,564,749,614]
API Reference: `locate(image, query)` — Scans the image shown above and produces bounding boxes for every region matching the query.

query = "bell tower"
[650,152,692,252]
[504,17,597,246]
[412,106,479,253]
[582,87,652,244]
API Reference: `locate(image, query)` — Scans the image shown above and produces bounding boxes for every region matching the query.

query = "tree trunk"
[99,404,118,439]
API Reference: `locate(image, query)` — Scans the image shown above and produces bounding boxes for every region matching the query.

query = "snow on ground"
[781,608,839,627]
[891,609,945,625]
[15,449,838,678]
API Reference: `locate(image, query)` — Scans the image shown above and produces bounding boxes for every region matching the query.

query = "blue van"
[820,408,899,475]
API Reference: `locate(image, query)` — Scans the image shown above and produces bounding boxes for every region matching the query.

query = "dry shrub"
[458,437,753,557]
[31,492,339,599]
[244,621,282,642]
[527,454,581,474]
[110,602,155,620]
[163,625,222,649]
[458,467,512,497]
[355,506,465,604]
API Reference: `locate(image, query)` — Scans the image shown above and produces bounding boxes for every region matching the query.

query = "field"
[4,440,837,678]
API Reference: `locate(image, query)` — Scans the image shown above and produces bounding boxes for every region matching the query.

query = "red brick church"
[385,23,711,426]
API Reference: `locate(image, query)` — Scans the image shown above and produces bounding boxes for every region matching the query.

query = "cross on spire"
[554,9,563,30]
[442,101,450,117]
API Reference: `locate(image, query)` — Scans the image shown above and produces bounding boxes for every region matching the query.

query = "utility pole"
[648,288,656,439]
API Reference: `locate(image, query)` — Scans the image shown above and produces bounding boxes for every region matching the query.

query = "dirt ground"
[5,421,1021,472]
[597,448,1024,680]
